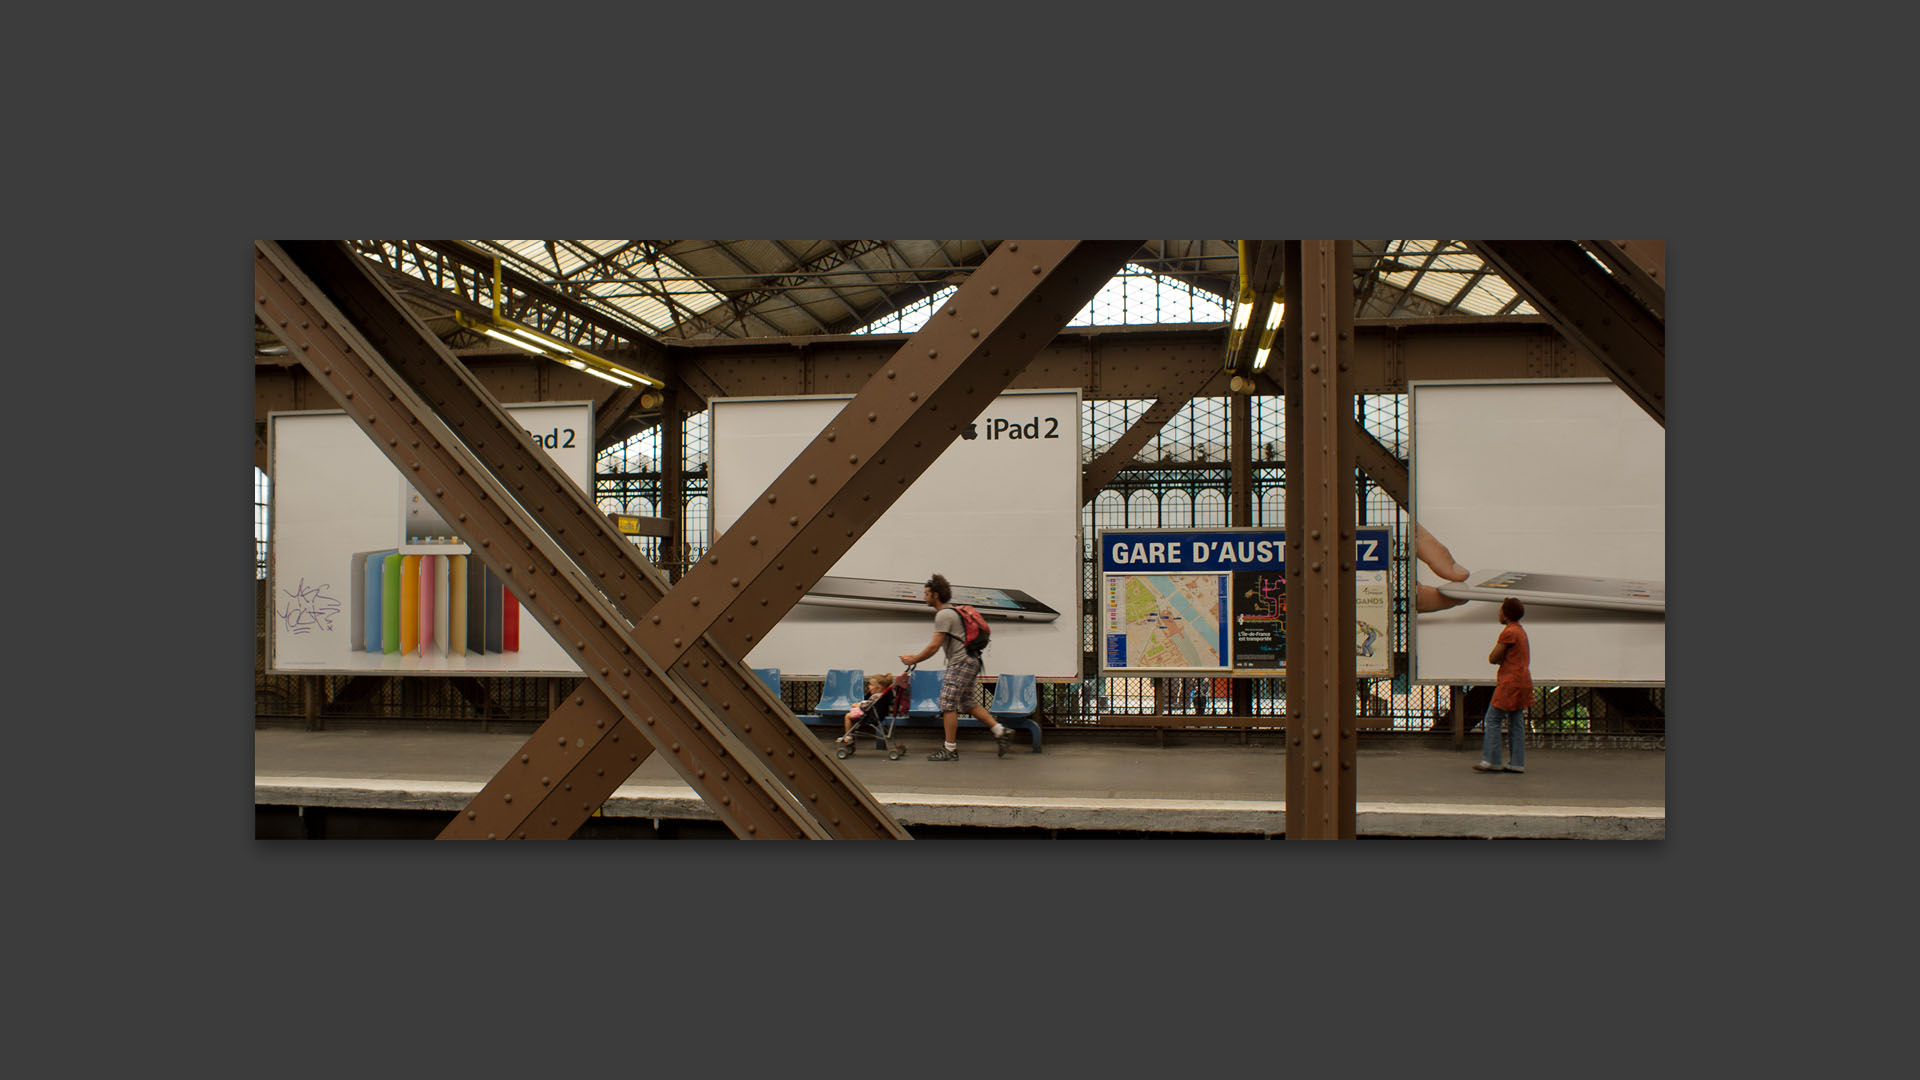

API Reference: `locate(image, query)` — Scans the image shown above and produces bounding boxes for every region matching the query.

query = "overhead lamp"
[446,257,666,390]
[1251,302,1283,372]
[454,308,661,388]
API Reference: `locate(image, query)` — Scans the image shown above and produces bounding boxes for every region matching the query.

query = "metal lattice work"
[594,427,668,570]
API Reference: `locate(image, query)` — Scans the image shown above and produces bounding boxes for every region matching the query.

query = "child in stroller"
[833,668,912,760]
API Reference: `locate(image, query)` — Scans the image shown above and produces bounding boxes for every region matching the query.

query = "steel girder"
[1281,242,1359,840]
[661,318,1602,405]
[1468,241,1666,426]
[1583,241,1666,321]
[258,319,1604,438]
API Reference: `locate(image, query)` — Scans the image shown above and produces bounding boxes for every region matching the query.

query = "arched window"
[1127,490,1159,528]
[1161,490,1192,528]
[1194,489,1227,527]
[1259,489,1286,528]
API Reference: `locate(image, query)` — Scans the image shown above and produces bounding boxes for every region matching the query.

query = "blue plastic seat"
[906,668,945,717]
[987,673,1037,719]
[752,667,781,697]
[813,668,865,717]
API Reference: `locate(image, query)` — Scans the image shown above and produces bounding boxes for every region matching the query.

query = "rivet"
[731,577,739,586]
[1310,331,1321,341]
[521,754,529,763]
[1032,265,1042,274]
[868,412,877,422]
[652,615,661,624]
[504,794,513,803]
[690,597,699,606]
[1312,761,1323,771]
[849,455,858,464]
[467,811,475,820]
[928,349,938,359]
[790,516,799,525]
[541,776,551,786]
[749,535,758,544]
[970,329,979,338]
[1312,561,1322,571]
[989,286,999,295]
[558,737,567,746]
[887,369,897,379]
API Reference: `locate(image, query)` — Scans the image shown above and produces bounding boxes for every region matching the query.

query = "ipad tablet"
[1436,570,1664,614]
[795,575,1061,622]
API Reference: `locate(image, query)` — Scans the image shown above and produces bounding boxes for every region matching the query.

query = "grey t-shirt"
[933,606,966,666]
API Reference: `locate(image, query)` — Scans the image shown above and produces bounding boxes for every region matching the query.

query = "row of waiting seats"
[753,668,1043,753]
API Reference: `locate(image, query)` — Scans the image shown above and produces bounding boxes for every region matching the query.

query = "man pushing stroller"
[898,573,1014,760]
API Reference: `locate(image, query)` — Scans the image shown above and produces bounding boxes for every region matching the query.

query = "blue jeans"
[1481,705,1525,769]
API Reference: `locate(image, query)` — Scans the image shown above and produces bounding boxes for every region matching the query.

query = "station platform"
[255,725,1664,839]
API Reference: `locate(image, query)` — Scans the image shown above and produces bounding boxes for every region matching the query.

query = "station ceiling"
[252,240,1539,360]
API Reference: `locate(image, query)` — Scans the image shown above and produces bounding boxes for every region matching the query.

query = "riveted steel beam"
[256,242,903,839]
[259,319,1608,426]
[1469,241,1666,426]
[1583,240,1666,321]
[1282,241,1359,841]
[659,318,1605,405]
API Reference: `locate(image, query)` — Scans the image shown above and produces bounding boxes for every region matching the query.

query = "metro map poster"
[1098,527,1390,677]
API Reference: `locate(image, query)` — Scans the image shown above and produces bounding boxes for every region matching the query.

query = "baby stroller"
[833,665,913,761]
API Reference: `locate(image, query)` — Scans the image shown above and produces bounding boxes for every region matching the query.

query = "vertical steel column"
[662,387,685,582]
[1229,389,1255,718]
[1230,391,1253,526]
[1281,242,1358,840]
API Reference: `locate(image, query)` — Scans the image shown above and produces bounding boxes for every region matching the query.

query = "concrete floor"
[255,726,1664,838]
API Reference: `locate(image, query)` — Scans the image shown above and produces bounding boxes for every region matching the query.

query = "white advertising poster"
[711,389,1082,679]
[1410,379,1664,686]
[268,402,593,676]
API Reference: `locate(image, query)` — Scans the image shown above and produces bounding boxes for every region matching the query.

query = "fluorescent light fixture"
[483,327,548,355]
[454,307,663,388]
[1252,346,1270,371]
[1265,302,1284,329]
[581,367,634,388]
[1233,302,1251,332]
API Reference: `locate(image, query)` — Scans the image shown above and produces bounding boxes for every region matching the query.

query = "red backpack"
[950,604,991,657]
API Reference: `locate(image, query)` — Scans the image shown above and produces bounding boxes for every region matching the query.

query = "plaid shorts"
[938,653,983,713]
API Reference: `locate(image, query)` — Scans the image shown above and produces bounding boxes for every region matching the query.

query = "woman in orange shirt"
[1475,596,1532,773]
